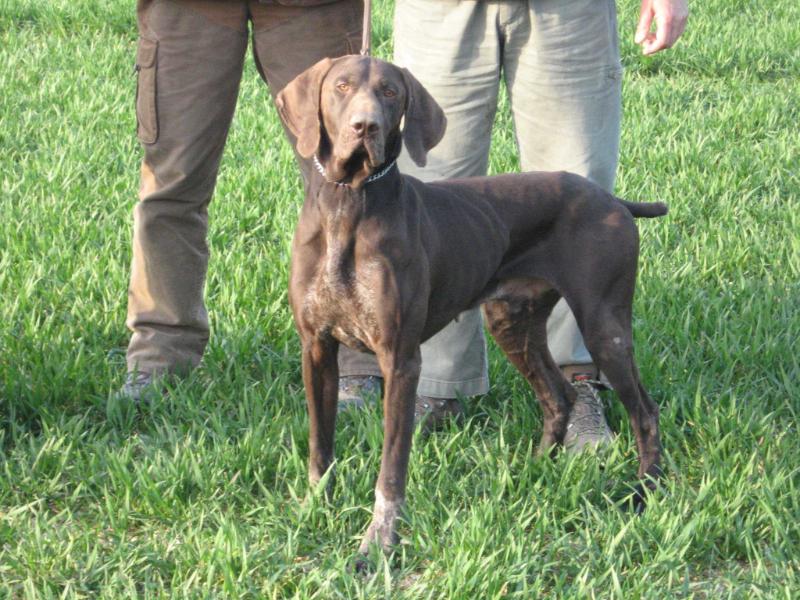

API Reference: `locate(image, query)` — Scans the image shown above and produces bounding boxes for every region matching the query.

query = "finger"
[643,10,686,55]
[644,18,672,55]
[641,33,659,56]
[635,1,654,45]
[644,1,689,55]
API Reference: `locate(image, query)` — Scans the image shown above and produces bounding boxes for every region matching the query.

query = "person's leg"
[249,0,362,95]
[503,0,621,448]
[248,0,371,401]
[392,0,504,411]
[504,0,622,376]
[125,1,249,386]
[506,0,621,187]
[249,0,362,181]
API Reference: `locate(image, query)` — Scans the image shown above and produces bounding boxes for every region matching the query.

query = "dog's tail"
[619,199,669,218]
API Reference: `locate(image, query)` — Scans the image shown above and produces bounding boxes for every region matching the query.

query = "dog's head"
[276,55,446,187]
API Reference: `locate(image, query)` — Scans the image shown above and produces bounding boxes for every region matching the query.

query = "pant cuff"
[417,375,489,399]
[338,366,384,378]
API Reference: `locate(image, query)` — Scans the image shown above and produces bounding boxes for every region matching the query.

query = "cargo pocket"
[135,37,158,144]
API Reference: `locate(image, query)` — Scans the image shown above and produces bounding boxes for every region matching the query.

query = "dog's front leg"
[358,347,421,558]
[301,334,339,493]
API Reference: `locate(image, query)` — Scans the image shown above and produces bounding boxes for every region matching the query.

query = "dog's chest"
[301,230,382,354]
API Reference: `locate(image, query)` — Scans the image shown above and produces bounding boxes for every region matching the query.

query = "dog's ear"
[275,58,334,159]
[400,68,447,167]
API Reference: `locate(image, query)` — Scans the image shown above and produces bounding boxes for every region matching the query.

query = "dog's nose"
[349,113,380,137]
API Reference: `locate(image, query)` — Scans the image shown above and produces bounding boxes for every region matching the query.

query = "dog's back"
[399,170,665,315]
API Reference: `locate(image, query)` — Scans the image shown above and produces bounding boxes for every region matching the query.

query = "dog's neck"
[306,160,403,288]
[308,155,403,237]
[312,154,398,188]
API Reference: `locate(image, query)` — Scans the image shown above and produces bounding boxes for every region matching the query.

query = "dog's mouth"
[328,135,385,184]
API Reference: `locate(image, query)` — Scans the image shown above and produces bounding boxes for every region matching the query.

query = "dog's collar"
[313,154,397,186]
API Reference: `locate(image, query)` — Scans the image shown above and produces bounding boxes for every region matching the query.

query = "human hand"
[635,0,689,56]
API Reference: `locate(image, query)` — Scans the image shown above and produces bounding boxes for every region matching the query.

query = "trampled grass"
[1,0,798,597]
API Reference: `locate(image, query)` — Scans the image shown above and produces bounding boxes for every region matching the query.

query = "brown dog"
[276,55,666,559]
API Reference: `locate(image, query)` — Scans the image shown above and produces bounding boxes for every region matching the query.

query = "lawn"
[1,0,798,597]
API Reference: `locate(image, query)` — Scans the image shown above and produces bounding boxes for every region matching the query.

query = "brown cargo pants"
[126,0,362,375]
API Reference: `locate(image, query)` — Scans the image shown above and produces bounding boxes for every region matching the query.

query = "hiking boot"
[106,371,164,423]
[114,371,163,405]
[338,375,382,413]
[564,375,614,452]
[414,395,465,433]
[562,364,611,390]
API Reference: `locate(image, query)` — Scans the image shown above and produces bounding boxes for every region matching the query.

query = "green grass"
[1,0,798,597]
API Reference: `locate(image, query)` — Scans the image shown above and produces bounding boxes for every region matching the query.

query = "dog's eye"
[337,83,350,92]
[383,88,397,98]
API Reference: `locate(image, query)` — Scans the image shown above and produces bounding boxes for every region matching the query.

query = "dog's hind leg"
[483,279,575,455]
[577,305,662,483]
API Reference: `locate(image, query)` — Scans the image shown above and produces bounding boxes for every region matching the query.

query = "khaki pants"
[126,0,363,375]
[338,0,622,397]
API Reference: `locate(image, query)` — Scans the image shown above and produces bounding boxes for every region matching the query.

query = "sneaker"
[564,375,614,452]
[338,375,382,413]
[414,395,465,433]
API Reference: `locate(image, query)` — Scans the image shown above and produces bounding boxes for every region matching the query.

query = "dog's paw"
[307,463,336,501]
[353,531,401,575]
[618,477,660,515]
[357,516,401,556]
[356,490,403,566]
[353,553,370,575]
